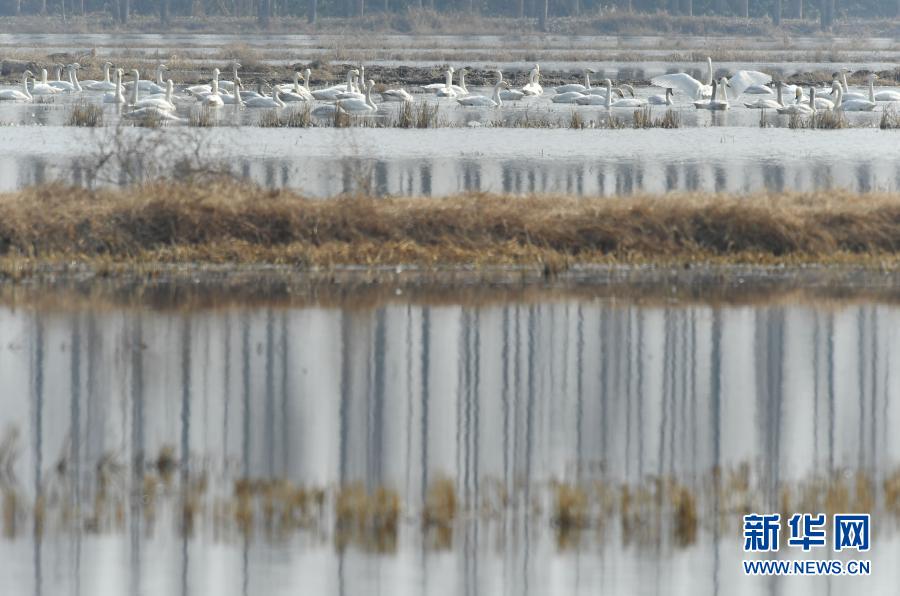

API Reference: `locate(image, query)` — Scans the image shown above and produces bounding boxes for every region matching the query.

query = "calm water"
[0,276,898,594]
[1,124,898,196]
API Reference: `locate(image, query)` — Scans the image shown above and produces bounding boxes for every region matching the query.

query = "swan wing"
[724,71,772,100]
[650,73,703,99]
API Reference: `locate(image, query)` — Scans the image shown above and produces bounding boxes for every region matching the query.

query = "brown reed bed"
[2,182,900,273]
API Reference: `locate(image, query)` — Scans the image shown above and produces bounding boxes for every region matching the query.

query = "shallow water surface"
[0,275,898,595]
[1,124,898,196]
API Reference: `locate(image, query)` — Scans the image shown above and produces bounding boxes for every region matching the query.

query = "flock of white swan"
[1,56,899,121]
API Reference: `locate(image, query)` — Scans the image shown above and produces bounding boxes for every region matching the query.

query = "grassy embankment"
[1,182,900,276]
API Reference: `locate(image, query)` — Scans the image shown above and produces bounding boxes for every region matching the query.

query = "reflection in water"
[0,295,899,594]
[6,153,900,197]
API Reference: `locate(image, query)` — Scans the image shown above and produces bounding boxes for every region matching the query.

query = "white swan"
[381,87,414,102]
[312,69,359,100]
[202,77,225,107]
[124,106,183,122]
[135,79,176,111]
[436,68,462,98]
[277,71,313,101]
[244,88,286,109]
[744,82,783,109]
[0,70,32,101]
[776,88,813,115]
[103,69,126,104]
[651,57,713,99]
[457,79,507,108]
[648,88,674,106]
[31,68,61,95]
[84,62,116,91]
[575,87,623,105]
[495,70,525,100]
[743,84,774,95]
[522,67,543,96]
[447,68,469,96]
[552,91,586,104]
[868,75,900,101]
[693,78,729,110]
[835,84,875,112]
[219,62,241,93]
[603,79,645,108]
[186,68,218,97]
[49,64,76,91]
[124,63,166,94]
[832,69,870,102]
[422,67,454,93]
[337,80,378,114]
[555,68,594,94]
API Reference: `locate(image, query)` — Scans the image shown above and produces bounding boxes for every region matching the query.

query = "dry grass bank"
[2,182,900,274]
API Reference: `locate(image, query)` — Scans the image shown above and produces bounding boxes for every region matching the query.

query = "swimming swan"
[555,68,595,94]
[0,70,33,101]
[103,69,126,104]
[834,84,875,112]
[457,79,508,108]
[337,80,378,113]
[693,78,729,110]
[522,67,543,96]
[648,88,674,106]
[84,62,116,91]
[744,82,783,109]
[776,88,813,115]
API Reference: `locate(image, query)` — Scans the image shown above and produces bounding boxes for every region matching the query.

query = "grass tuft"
[67,102,104,127]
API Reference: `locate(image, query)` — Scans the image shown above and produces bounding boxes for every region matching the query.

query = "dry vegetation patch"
[2,182,900,270]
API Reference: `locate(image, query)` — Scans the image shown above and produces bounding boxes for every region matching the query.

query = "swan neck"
[132,72,139,104]
[869,79,874,103]
[706,58,713,86]
[842,72,848,92]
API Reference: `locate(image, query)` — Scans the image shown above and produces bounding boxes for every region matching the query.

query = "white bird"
[457,79,508,108]
[49,64,77,91]
[337,80,378,114]
[31,68,61,95]
[0,70,33,101]
[124,63,166,94]
[776,88,814,115]
[604,79,646,108]
[202,78,225,107]
[82,62,115,90]
[186,68,218,97]
[648,88,674,106]
[832,69,869,102]
[835,84,875,112]
[522,66,543,96]
[436,68,465,98]
[744,82,784,109]
[575,88,623,105]
[244,88,286,109]
[312,69,359,100]
[743,84,774,95]
[447,68,469,96]
[422,67,455,92]
[219,62,241,93]
[381,87,414,102]
[277,71,313,102]
[124,106,183,122]
[495,71,525,101]
[693,78,729,110]
[867,74,900,101]
[552,91,586,104]
[135,79,176,111]
[103,69,126,104]
[720,70,773,101]
[651,57,713,99]
[555,68,595,94]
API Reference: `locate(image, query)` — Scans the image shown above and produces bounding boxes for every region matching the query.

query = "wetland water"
[0,274,898,595]
[2,126,900,196]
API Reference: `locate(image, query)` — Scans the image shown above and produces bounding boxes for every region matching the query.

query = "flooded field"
[0,272,898,595]
[2,125,899,196]
[2,33,900,197]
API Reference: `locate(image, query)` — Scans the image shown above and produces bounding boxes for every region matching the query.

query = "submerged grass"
[4,182,900,271]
